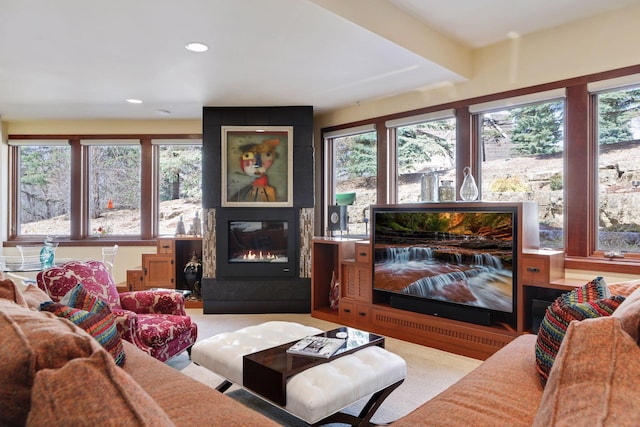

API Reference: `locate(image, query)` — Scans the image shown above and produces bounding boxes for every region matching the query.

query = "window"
[388,111,456,203]
[8,135,201,242]
[593,85,640,255]
[320,68,640,274]
[13,142,71,236]
[324,126,377,237]
[157,142,203,236]
[87,142,141,236]
[474,95,565,250]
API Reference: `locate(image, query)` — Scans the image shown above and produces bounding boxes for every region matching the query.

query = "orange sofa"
[391,280,640,427]
[0,278,277,426]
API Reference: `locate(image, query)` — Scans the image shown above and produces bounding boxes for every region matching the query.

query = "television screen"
[372,206,517,324]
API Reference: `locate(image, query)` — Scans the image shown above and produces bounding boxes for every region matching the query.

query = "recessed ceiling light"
[185,42,209,53]
[126,98,143,104]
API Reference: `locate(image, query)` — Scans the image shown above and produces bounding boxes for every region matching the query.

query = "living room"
[2,1,640,425]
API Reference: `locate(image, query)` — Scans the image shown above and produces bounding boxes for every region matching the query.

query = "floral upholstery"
[37,260,197,362]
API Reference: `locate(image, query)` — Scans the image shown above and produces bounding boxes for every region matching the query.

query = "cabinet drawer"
[522,258,546,285]
[157,238,174,254]
[339,300,356,323]
[521,251,564,286]
[355,243,371,263]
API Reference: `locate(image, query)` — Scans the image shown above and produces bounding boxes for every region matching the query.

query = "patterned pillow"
[535,277,625,385]
[40,284,125,366]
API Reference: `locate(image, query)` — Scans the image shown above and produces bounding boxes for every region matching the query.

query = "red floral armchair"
[36,260,197,362]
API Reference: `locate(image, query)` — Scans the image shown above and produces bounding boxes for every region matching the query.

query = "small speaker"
[328,205,342,231]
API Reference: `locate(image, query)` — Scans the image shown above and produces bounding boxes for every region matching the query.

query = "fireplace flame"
[242,250,278,261]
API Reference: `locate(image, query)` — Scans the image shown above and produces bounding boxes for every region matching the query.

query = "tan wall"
[4,119,202,135]
[4,4,640,285]
[314,2,640,129]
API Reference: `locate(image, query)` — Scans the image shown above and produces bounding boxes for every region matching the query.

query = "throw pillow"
[27,349,176,426]
[40,284,125,366]
[0,299,101,426]
[534,277,625,385]
[533,316,640,426]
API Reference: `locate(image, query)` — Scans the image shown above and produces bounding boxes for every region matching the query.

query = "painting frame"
[221,125,294,207]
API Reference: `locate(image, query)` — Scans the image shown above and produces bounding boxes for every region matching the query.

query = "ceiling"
[0,0,638,121]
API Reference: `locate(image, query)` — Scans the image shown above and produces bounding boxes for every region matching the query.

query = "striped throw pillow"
[534,277,624,385]
[40,284,125,366]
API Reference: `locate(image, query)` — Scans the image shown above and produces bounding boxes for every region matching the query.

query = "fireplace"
[216,208,298,279]
[228,221,288,263]
[201,105,314,314]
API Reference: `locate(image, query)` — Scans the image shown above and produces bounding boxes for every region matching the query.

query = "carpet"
[170,311,482,425]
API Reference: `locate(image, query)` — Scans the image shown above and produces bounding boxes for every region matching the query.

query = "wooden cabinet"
[310,236,550,360]
[129,237,203,306]
[126,269,144,292]
[340,241,372,327]
[311,237,358,322]
[520,250,566,332]
[521,250,564,286]
[142,253,175,289]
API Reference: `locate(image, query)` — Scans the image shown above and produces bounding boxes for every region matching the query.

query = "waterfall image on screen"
[373,210,515,313]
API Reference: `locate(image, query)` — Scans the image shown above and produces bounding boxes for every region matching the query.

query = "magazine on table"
[286,335,346,358]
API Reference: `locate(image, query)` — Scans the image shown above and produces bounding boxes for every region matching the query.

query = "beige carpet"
[168,310,482,426]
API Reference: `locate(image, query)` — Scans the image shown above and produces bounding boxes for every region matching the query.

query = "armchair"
[36,260,197,362]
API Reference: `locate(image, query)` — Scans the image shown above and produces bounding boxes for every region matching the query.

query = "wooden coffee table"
[242,326,385,405]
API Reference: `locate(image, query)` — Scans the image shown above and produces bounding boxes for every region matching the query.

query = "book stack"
[286,336,346,358]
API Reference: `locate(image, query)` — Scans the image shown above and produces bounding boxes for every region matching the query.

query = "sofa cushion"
[608,278,640,298]
[40,285,126,366]
[0,299,102,426]
[391,334,543,427]
[612,286,640,344]
[533,316,640,427]
[22,284,52,310]
[27,349,175,426]
[0,278,28,306]
[535,277,625,385]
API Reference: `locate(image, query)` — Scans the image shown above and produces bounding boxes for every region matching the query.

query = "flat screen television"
[371,203,520,328]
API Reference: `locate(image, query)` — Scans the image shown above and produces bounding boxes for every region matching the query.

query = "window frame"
[387,110,457,205]
[7,133,201,246]
[321,65,640,275]
[588,81,640,261]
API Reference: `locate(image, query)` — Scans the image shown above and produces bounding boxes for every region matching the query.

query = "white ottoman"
[192,321,322,385]
[192,321,407,425]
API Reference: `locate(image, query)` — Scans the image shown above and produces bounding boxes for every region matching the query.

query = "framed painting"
[221,125,294,207]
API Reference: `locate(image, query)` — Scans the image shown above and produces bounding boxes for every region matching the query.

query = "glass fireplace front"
[228,221,288,263]
[216,207,297,279]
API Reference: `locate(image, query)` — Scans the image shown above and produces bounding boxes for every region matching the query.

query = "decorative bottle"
[39,236,56,269]
[460,166,479,201]
[438,180,455,202]
[420,172,438,202]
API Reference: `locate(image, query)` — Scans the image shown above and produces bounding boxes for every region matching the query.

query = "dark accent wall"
[201,106,314,314]
[202,106,314,209]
